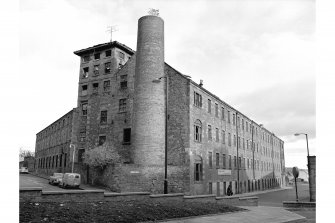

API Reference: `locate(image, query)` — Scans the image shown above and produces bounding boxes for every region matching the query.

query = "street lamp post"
[70,143,76,173]
[153,75,168,194]
[294,133,311,202]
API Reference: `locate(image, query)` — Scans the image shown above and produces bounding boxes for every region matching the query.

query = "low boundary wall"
[20,188,258,206]
[283,201,316,208]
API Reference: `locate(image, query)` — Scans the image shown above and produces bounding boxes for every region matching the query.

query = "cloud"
[230,78,315,139]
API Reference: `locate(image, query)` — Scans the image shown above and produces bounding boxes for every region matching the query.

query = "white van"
[59,173,81,189]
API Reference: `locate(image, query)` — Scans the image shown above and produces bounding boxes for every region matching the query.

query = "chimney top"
[199,80,203,87]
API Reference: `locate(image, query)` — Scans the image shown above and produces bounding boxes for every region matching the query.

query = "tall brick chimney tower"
[133,15,165,165]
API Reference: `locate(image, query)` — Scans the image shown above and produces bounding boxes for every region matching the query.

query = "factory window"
[194,92,202,107]
[105,62,111,73]
[233,135,236,147]
[221,107,225,120]
[215,103,218,117]
[222,154,226,169]
[222,130,225,144]
[243,158,246,169]
[100,110,107,124]
[119,98,127,112]
[118,51,125,59]
[78,149,85,163]
[228,111,231,123]
[105,50,111,57]
[216,153,220,168]
[81,101,88,116]
[120,75,128,89]
[98,135,106,146]
[194,120,202,142]
[92,83,99,94]
[82,55,90,62]
[81,85,88,96]
[228,133,231,146]
[238,136,241,148]
[239,157,242,168]
[207,99,211,113]
[246,122,248,132]
[216,128,219,142]
[209,182,213,194]
[64,153,67,167]
[55,155,58,168]
[94,65,100,75]
[208,152,213,168]
[228,155,232,169]
[234,156,236,169]
[79,130,86,142]
[123,128,131,144]
[242,119,244,130]
[233,114,236,125]
[194,155,203,182]
[208,125,212,140]
[237,116,240,128]
[82,67,89,78]
[243,138,245,149]
[94,53,100,60]
[103,80,110,92]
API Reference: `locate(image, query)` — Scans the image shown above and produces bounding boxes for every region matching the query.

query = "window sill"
[118,111,127,114]
[194,181,203,184]
[122,142,131,145]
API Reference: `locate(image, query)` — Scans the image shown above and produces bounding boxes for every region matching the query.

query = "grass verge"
[20,200,245,222]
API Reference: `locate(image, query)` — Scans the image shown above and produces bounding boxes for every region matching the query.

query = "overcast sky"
[14,0,315,169]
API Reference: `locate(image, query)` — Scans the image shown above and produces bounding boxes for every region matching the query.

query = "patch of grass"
[20,200,245,222]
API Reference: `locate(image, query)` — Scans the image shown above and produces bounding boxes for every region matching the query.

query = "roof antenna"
[106,25,118,42]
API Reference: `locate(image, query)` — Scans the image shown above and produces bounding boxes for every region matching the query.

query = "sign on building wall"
[218,169,231,175]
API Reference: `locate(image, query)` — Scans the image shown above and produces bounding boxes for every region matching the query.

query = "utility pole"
[236,111,239,194]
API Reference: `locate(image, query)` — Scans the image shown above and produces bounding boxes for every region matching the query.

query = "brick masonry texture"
[34,15,286,196]
[133,15,165,166]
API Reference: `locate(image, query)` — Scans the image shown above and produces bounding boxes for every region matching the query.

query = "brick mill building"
[34,15,286,195]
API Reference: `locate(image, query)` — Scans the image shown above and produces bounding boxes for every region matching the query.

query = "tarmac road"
[20,173,68,191]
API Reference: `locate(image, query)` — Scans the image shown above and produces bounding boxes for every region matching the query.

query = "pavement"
[159,188,308,223]
[159,206,305,223]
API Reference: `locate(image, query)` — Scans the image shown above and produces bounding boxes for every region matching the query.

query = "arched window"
[194,120,202,142]
[194,155,203,182]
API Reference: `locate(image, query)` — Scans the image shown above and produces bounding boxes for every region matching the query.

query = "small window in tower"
[94,65,100,75]
[123,128,131,144]
[98,135,106,146]
[82,85,88,96]
[80,130,86,142]
[78,149,85,163]
[105,50,111,57]
[94,53,100,60]
[92,83,99,94]
[119,98,127,112]
[81,101,88,116]
[82,67,89,78]
[105,62,111,73]
[120,75,127,89]
[83,55,90,62]
[103,80,110,92]
[118,51,125,60]
[100,110,107,124]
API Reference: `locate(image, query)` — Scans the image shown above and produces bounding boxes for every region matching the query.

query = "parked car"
[49,173,64,185]
[59,173,81,189]
[19,167,29,174]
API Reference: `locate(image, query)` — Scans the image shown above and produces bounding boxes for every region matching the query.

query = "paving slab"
[159,206,306,223]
